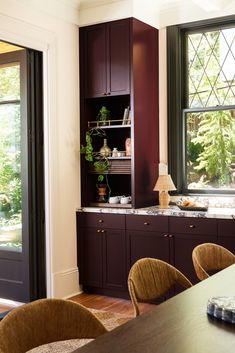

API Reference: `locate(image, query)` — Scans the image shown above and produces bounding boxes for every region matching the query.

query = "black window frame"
[167,15,235,195]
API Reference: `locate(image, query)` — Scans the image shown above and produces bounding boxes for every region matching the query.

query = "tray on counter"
[177,205,208,212]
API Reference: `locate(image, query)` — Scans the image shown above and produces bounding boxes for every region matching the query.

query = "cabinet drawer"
[77,212,125,229]
[218,219,235,237]
[169,217,217,235]
[126,215,168,232]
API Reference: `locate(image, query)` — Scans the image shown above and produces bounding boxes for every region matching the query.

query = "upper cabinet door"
[81,20,130,98]
[84,24,107,98]
[107,20,130,96]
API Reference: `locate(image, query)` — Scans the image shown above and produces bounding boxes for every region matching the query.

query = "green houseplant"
[96,106,110,126]
[80,128,111,202]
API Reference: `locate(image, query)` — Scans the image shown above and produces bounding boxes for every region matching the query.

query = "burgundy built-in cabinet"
[78,212,127,295]
[83,20,130,98]
[77,212,235,299]
[79,18,159,209]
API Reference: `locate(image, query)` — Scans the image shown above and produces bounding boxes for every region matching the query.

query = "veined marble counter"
[77,205,235,220]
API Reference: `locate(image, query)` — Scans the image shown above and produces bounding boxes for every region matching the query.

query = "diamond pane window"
[187,27,235,108]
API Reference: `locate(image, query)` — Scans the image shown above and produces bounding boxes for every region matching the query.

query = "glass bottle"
[112,147,118,157]
[100,138,111,157]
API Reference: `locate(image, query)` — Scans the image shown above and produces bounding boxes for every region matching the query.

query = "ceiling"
[77,0,234,11]
[0,42,23,54]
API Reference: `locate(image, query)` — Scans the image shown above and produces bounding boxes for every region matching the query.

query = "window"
[167,16,235,194]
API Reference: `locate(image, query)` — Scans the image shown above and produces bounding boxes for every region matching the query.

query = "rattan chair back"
[128,257,192,316]
[0,298,107,353]
[192,242,235,281]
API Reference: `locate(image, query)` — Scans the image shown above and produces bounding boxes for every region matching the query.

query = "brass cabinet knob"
[98,219,104,223]
[163,234,168,238]
[144,222,149,225]
[101,230,105,233]
[97,229,101,233]
[168,234,173,238]
[189,225,195,228]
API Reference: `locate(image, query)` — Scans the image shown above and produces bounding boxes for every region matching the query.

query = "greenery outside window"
[167,16,235,194]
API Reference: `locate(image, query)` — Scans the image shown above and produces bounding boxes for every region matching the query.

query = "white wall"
[0,0,81,298]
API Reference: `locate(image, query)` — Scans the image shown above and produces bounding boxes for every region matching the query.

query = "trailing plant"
[80,128,110,174]
[80,128,106,163]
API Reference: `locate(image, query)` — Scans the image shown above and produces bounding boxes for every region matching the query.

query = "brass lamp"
[153,175,176,208]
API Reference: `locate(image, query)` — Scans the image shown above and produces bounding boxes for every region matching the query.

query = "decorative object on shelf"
[125,137,131,156]
[112,147,118,157]
[96,175,108,203]
[96,106,110,126]
[120,196,131,204]
[122,106,130,125]
[100,138,111,157]
[109,196,121,204]
[153,174,176,208]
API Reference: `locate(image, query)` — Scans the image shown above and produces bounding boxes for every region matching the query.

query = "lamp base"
[159,191,170,208]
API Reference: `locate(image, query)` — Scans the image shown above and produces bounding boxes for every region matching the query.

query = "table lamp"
[153,174,176,208]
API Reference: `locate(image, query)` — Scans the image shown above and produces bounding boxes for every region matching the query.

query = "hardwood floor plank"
[69,293,155,316]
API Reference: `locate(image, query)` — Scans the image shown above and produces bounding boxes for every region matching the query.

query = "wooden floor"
[69,293,155,316]
[0,293,155,317]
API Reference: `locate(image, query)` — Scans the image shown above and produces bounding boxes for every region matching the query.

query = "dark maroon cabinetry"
[79,18,159,209]
[169,217,217,285]
[77,212,127,294]
[77,212,233,298]
[217,219,235,253]
[81,20,130,98]
[126,215,170,267]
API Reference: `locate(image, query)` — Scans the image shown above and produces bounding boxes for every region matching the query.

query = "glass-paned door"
[0,48,30,302]
[0,62,22,252]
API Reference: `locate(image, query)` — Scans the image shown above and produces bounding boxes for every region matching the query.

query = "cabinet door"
[127,230,170,269]
[103,229,127,291]
[218,219,235,254]
[170,216,217,285]
[79,227,103,288]
[174,233,217,285]
[107,20,130,96]
[83,24,107,98]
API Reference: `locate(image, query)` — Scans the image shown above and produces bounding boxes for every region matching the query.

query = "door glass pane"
[0,63,20,102]
[0,63,21,252]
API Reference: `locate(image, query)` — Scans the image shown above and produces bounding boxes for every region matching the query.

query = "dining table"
[72,264,235,353]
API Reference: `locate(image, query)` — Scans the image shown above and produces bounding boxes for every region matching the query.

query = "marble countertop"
[78,205,235,219]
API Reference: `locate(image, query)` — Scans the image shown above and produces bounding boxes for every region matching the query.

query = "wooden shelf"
[89,159,131,175]
[88,119,131,129]
[90,202,132,208]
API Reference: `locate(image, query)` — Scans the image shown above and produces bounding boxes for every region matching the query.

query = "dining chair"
[0,298,107,353]
[128,257,192,316]
[192,242,235,281]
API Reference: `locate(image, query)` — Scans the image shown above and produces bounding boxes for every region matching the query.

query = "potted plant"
[96,106,110,126]
[80,128,111,202]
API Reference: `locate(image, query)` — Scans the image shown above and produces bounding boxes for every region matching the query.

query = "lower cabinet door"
[80,227,103,288]
[127,230,170,269]
[103,229,127,291]
[174,233,217,285]
[218,219,235,254]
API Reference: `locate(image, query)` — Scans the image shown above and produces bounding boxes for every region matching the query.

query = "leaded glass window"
[187,28,235,108]
[185,25,235,191]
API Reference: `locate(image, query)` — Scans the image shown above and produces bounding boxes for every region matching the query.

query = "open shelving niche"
[85,118,132,208]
